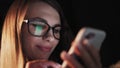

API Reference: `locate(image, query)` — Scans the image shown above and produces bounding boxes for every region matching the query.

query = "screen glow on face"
[29,20,48,36]
[24,17,61,40]
[35,25,43,35]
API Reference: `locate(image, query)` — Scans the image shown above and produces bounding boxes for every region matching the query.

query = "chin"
[36,55,50,60]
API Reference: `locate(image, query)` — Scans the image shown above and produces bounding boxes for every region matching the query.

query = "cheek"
[52,40,59,49]
[21,24,30,46]
[21,24,34,53]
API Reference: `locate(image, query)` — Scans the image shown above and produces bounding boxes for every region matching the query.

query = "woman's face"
[21,1,61,60]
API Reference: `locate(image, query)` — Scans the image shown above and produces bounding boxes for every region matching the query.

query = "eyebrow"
[23,17,47,23]
[30,17,61,27]
[53,24,61,27]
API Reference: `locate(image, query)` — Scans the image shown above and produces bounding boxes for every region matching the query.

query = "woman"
[0,0,101,68]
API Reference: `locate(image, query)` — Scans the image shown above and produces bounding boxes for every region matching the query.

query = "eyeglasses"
[23,17,61,40]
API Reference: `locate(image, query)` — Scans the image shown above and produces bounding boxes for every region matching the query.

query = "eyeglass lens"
[27,18,61,39]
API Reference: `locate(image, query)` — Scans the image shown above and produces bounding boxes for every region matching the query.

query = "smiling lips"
[36,45,52,52]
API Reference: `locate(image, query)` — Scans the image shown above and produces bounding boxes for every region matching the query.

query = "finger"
[25,60,43,68]
[61,51,84,68]
[75,43,97,68]
[45,61,61,68]
[83,39,102,68]
[86,45,101,68]
[25,60,61,68]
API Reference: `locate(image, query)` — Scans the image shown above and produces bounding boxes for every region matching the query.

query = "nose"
[42,29,54,42]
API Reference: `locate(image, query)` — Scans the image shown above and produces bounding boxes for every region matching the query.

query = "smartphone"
[62,27,106,67]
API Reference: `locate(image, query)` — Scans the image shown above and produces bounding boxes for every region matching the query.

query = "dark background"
[0,0,120,67]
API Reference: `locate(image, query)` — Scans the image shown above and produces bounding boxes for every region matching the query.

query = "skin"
[21,1,60,61]
[61,40,102,68]
[21,1,102,68]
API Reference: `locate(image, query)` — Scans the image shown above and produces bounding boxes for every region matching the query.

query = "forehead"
[25,1,61,26]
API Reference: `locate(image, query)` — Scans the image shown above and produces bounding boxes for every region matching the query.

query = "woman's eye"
[31,24,43,28]
[54,29,60,33]
[31,24,38,27]
[30,24,43,31]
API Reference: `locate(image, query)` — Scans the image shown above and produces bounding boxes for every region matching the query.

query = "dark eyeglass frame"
[23,17,61,40]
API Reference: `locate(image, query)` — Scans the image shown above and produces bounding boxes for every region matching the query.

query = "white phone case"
[62,27,106,67]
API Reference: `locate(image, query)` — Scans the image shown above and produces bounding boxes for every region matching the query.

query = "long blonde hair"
[0,0,28,68]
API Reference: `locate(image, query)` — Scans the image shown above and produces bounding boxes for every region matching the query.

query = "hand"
[25,60,61,68]
[61,39,102,68]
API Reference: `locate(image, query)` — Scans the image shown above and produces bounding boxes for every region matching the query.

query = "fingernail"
[83,39,90,46]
